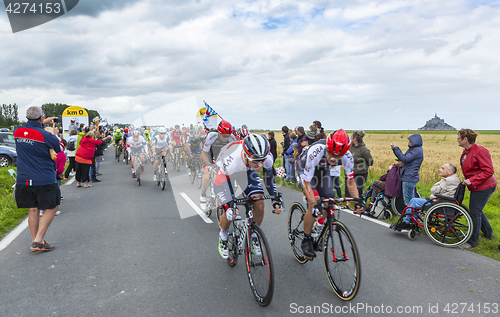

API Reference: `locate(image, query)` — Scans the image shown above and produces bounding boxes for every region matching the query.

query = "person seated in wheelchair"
[398,163,460,228]
[364,160,403,213]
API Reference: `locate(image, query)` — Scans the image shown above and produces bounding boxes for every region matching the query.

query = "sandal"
[77,183,82,187]
[84,184,93,188]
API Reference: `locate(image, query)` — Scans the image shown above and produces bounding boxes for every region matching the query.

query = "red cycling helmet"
[326,129,351,156]
[218,120,233,135]
[123,128,129,133]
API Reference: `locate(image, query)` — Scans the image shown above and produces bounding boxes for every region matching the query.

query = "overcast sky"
[1,0,499,130]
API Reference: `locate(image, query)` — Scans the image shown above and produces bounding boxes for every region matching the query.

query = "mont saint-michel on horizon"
[419,114,456,131]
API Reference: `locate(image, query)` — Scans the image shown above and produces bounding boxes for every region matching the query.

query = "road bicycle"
[123,144,129,165]
[221,192,283,306]
[173,145,183,172]
[155,154,168,191]
[132,154,142,186]
[189,153,202,188]
[204,168,218,218]
[115,143,122,162]
[288,197,362,301]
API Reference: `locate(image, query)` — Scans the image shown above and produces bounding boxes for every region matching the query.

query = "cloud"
[1,0,499,130]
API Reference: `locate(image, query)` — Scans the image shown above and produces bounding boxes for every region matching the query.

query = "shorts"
[130,147,146,155]
[190,145,202,155]
[155,147,167,158]
[308,169,336,198]
[15,183,61,210]
[114,139,121,145]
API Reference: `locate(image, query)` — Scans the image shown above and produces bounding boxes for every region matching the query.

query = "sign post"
[62,106,89,140]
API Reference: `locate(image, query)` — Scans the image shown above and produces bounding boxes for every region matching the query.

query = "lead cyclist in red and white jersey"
[296,129,364,258]
[199,120,236,209]
[214,134,283,259]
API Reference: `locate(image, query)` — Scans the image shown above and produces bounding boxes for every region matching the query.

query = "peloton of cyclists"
[127,129,148,178]
[151,127,170,181]
[296,129,364,258]
[199,120,236,211]
[214,133,283,259]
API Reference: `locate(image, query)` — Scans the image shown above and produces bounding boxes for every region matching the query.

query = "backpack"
[67,140,76,151]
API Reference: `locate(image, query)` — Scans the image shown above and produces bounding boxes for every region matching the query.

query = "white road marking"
[340,208,392,228]
[180,192,213,224]
[65,177,75,185]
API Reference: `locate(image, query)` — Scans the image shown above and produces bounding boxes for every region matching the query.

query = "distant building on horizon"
[419,113,456,130]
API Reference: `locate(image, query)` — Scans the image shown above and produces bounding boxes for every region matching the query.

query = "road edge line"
[180,192,213,224]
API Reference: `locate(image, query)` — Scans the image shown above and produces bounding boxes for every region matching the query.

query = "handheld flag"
[203,101,218,123]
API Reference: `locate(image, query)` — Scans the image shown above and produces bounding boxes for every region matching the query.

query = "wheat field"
[270,131,500,191]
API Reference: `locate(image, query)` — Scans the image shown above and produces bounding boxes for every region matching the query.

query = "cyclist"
[127,129,148,178]
[168,124,184,157]
[152,127,169,181]
[113,129,123,158]
[199,120,236,210]
[215,134,282,259]
[187,126,203,176]
[296,129,364,258]
[237,125,249,140]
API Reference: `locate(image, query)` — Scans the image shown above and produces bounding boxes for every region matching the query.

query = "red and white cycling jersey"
[202,131,236,162]
[127,136,147,153]
[214,140,274,186]
[170,130,184,145]
[298,139,354,183]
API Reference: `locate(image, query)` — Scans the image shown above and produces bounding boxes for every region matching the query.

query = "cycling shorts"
[190,145,202,155]
[307,169,336,198]
[130,147,146,155]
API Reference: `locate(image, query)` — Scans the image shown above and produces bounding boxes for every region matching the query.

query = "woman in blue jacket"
[391,134,424,205]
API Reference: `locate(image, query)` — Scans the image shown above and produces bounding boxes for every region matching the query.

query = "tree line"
[0,103,101,129]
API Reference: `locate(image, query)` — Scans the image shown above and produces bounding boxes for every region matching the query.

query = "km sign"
[3,0,79,33]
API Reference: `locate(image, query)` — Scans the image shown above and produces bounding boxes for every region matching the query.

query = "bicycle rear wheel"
[196,160,202,189]
[424,202,473,247]
[287,202,308,264]
[323,221,361,301]
[190,160,196,184]
[245,224,274,307]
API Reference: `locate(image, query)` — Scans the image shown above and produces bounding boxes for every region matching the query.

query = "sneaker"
[301,237,316,258]
[39,209,45,216]
[31,240,55,252]
[482,233,495,240]
[200,192,207,203]
[55,210,61,216]
[60,196,64,200]
[132,172,136,178]
[92,179,101,182]
[218,236,228,259]
[153,174,157,182]
[96,173,102,176]
[251,237,262,256]
[459,243,474,250]
[69,172,76,176]
[188,169,191,176]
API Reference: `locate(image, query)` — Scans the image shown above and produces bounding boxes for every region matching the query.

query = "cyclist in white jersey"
[151,127,169,181]
[214,134,283,259]
[296,129,364,257]
[199,120,236,209]
[127,129,148,178]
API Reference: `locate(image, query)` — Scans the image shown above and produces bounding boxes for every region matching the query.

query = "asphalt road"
[1,148,499,317]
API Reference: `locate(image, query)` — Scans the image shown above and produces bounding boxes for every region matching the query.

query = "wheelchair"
[390,183,473,247]
[363,181,408,220]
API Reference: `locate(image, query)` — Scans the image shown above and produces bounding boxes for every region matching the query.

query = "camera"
[53,117,62,123]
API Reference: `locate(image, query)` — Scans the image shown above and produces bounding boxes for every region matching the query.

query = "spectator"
[457,129,497,250]
[77,123,84,132]
[268,131,277,164]
[346,130,373,199]
[304,125,317,146]
[391,134,424,205]
[286,132,297,182]
[53,138,66,216]
[67,119,78,133]
[365,160,403,211]
[296,126,305,146]
[282,126,290,176]
[402,163,461,224]
[75,130,111,188]
[13,106,61,252]
[93,133,105,178]
[313,120,324,134]
[64,129,78,179]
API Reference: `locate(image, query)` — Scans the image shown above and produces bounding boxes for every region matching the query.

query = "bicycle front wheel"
[190,162,196,184]
[245,224,274,307]
[287,202,308,264]
[227,223,238,267]
[323,221,361,301]
[196,161,202,188]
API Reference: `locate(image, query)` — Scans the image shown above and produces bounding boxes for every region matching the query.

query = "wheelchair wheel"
[390,197,405,216]
[408,229,417,240]
[424,202,473,247]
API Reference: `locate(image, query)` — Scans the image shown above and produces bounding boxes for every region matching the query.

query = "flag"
[203,101,217,123]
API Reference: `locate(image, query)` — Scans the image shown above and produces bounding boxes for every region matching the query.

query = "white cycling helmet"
[158,127,167,133]
[243,134,270,160]
[132,130,140,137]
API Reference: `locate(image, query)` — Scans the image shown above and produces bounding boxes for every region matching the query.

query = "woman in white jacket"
[402,163,460,223]
[63,129,79,178]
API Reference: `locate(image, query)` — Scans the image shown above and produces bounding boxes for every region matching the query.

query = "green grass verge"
[0,167,28,239]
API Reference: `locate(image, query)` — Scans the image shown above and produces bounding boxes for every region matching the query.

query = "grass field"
[262,130,500,260]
